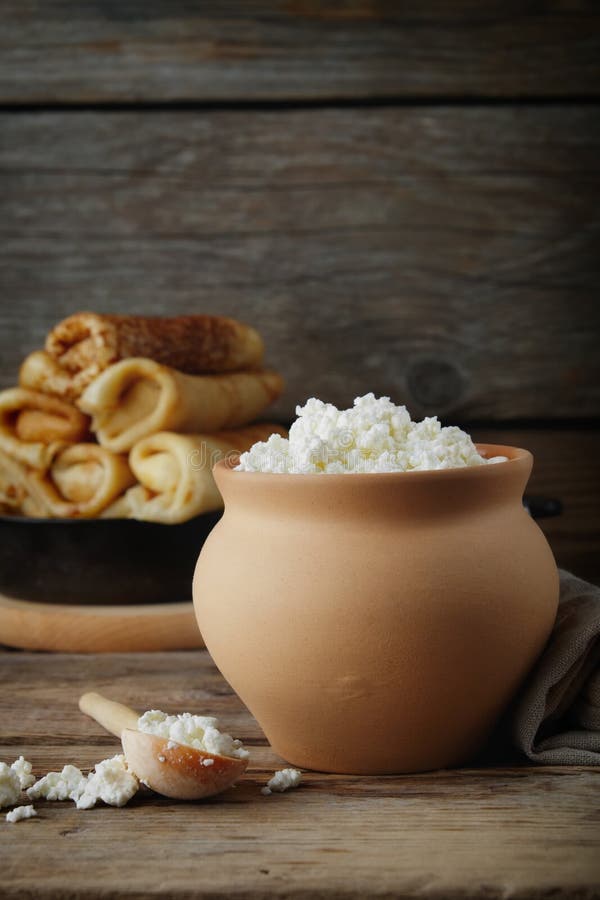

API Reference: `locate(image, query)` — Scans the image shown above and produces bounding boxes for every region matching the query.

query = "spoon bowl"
[121,728,248,800]
[79,692,247,800]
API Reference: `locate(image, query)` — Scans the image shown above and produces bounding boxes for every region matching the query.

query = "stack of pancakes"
[0,313,285,523]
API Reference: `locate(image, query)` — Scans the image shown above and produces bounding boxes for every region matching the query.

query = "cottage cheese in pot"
[236,394,507,474]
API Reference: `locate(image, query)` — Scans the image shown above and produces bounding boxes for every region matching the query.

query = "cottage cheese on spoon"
[138,710,249,760]
[236,394,507,474]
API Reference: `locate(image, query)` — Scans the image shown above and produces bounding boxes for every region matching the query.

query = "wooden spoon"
[79,692,248,800]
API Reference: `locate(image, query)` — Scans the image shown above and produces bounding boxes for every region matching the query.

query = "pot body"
[193,445,558,774]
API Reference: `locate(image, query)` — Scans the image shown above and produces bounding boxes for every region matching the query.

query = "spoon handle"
[79,691,139,738]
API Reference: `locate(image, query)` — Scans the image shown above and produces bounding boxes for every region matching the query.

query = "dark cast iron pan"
[0,512,222,605]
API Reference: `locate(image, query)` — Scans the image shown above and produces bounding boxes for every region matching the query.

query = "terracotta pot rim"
[214,443,531,481]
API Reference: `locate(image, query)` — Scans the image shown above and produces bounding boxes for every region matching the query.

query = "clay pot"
[193,445,559,774]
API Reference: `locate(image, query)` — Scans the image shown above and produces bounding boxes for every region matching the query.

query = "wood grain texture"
[471,428,600,585]
[0,1,599,102]
[1,650,599,899]
[0,595,204,653]
[1,107,599,421]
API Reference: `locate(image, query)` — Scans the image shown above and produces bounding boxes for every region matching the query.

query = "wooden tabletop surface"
[1,648,599,900]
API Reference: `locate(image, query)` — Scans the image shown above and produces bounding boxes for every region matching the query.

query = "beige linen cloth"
[504,569,600,765]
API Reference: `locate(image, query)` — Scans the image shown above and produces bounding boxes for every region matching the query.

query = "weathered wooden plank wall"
[1,1,599,101]
[0,2,598,577]
[2,107,599,420]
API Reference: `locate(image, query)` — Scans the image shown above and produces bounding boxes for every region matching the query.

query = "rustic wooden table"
[1,648,599,900]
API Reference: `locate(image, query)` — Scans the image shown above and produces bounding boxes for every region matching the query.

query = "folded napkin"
[505,569,600,765]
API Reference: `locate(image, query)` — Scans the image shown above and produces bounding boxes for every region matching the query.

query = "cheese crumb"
[28,765,87,802]
[202,758,215,767]
[237,394,508,474]
[76,755,139,810]
[262,768,302,795]
[138,709,249,760]
[0,763,21,809]
[11,756,35,790]
[6,804,37,824]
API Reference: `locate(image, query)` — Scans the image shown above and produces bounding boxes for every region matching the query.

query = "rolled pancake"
[0,449,48,517]
[78,358,284,453]
[45,312,264,391]
[20,350,80,401]
[121,423,287,524]
[28,444,136,518]
[0,387,89,469]
[100,493,132,519]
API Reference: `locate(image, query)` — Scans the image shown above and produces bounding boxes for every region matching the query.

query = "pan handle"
[523,496,562,519]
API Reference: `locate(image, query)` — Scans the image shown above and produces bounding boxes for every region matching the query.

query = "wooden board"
[0,595,204,653]
[1,107,599,421]
[1,650,599,899]
[0,2,599,102]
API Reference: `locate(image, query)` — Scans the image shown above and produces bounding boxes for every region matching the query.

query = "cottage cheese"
[236,394,508,474]
[27,756,138,809]
[6,804,37,824]
[138,710,249,760]
[76,755,139,810]
[11,756,35,790]
[28,764,87,802]
[261,768,302,796]
[0,762,21,809]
